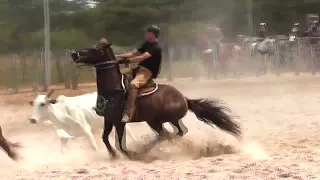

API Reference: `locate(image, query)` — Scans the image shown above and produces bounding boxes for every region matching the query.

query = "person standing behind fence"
[196,32,214,78]
[209,26,224,56]
[195,26,224,78]
[302,23,319,44]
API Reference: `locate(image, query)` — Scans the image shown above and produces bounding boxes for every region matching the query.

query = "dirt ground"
[0,74,320,179]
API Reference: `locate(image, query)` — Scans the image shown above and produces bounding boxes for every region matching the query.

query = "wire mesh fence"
[2,37,320,94]
[0,50,94,94]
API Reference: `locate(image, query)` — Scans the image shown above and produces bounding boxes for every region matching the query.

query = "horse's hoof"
[109,154,119,161]
[109,152,118,159]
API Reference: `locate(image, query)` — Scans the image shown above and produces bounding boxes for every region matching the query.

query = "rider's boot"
[122,88,138,123]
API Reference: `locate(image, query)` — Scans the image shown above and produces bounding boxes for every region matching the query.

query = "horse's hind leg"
[147,121,165,137]
[171,119,188,137]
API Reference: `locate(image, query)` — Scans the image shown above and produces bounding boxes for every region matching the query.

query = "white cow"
[29,91,103,153]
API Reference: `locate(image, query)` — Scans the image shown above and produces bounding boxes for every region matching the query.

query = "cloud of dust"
[123,113,243,162]
[0,103,269,177]
[238,141,270,160]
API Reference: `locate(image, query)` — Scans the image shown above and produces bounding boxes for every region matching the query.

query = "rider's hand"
[118,58,131,64]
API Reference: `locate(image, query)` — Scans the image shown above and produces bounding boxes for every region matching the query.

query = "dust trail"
[239,141,270,160]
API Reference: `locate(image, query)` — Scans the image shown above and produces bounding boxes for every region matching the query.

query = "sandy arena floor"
[0,74,320,179]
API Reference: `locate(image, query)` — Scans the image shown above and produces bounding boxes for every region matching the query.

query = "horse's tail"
[186,98,242,139]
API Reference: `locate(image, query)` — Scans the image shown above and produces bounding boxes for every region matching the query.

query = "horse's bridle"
[93,60,118,70]
[73,45,120,70]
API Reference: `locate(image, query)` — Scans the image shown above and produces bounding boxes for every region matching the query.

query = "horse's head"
[71,38,115,67]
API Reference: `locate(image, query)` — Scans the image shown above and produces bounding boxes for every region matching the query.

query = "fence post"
[31,52,39,92]
[19,53,27,84]
[274,38,280,77]
[311,39,316,75]
[70,57,78,90]
[93,67,96,79]
[213,44,218,79]
[55,53,64,83]
[167,47,173,81]
[191,48,198,80]
[11,54,18,94]
[40,50,47,92]
[297,38,302,75]
[63,51,71,89]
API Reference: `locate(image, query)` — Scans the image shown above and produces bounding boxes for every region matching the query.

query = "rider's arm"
[129,45,160,63]
[128,52,151,63]
[115,50,141,58]
[116,41,147,58]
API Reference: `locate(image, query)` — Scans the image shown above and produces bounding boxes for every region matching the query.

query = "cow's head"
[28,90,57,124]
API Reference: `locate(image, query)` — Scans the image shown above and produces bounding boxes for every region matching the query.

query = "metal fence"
[0,50,94,94]
[3,37,320,94]
[164,37,320,80]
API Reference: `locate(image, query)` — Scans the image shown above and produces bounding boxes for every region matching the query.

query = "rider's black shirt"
[137,41,162,78]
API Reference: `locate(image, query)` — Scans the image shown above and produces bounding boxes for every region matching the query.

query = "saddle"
[94,68,158,117]
[123,69,158,97]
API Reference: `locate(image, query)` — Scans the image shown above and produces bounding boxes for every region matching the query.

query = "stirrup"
[122,109,130,122]
[122,115,130,123]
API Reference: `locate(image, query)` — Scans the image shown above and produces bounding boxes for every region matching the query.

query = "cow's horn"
[46,89,55,98]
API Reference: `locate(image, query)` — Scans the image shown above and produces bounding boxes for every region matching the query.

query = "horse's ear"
[99,38,108,44]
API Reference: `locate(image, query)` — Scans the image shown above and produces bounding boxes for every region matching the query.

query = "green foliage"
[0,0,320,52]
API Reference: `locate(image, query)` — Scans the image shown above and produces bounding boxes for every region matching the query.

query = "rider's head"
[260,22,266,27]
[294,23,300,27]
[145,25,160,42]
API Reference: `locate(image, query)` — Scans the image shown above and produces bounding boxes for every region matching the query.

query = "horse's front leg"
[114,122,132,157]
[102,119,117,158]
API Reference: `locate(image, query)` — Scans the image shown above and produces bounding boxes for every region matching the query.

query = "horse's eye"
[40,103,45,107]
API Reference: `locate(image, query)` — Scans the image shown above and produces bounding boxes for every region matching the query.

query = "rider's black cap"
[146,25,160,38]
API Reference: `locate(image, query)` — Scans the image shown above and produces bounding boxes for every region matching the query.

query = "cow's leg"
[60,137,68,153]
[102,120,116,158]
[83,125,98,151]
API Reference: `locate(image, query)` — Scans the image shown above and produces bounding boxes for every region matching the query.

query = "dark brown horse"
[0,126,20,160]
[70,39,242,159]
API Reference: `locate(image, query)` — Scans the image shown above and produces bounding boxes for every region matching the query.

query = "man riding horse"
[258,22,268,42]
[207,26,224,55]
[291,23,301,37]
[70,33,242,158]
[116,25,162,123]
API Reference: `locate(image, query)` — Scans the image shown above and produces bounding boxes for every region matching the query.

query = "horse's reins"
[73,51,121,70]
